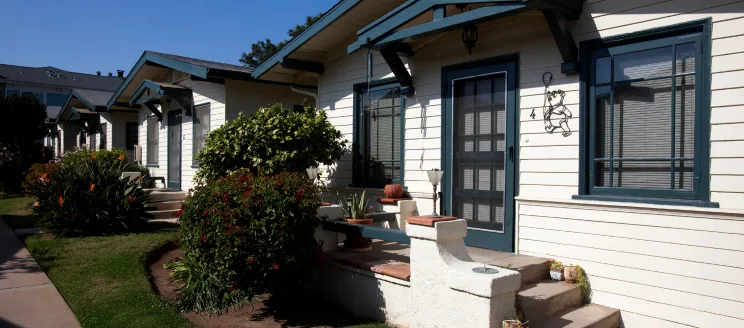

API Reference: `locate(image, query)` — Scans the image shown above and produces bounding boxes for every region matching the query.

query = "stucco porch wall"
[316,0,744,326]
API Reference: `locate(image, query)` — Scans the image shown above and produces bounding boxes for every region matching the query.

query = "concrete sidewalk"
[0,220,79,328]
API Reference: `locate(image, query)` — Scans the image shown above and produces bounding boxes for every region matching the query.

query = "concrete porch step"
[518,280,583,323]
[144,200,183,211]
[529,304,621,328]
[148,209,180,220]
[466,247,551,284]
[148,191,187,202]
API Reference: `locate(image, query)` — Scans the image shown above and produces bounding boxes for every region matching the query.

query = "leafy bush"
[195,104,348,183]
[0,144,53,194]
[26,150,152,236]
[172,170,321,312]
[23,162,61,195]
[60,148,128,166]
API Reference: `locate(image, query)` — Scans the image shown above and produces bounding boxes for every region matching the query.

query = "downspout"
[290,85,319,109]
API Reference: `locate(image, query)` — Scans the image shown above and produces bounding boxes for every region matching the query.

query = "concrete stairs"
[512,257,620,328]
[145,189,186,223]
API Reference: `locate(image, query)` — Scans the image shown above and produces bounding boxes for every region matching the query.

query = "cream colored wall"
[224,80,309,121]
[317,0,744,326]
[138,80,226,191]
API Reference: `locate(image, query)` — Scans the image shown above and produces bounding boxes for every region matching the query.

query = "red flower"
[222,193,229,202]
[200,233,207,243]
[229,284,235,292]
[221,177,226,182]
[257,200,262,205]
[248,257,254,263]
[272,262,279,270]
[297,188,304,198]
[242,190,249,197]
[226,226,234,235]
[173,209,183,217]
[202,209,209,216]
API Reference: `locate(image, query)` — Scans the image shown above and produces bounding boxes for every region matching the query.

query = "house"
[55,88,139,158]
[0,64,124,155]
[105,51,310,191]
[252,0,744,327]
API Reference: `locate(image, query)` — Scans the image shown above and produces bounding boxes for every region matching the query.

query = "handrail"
[322,220,411,245]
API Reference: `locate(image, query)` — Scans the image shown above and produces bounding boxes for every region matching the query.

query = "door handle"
[508,146,514,162]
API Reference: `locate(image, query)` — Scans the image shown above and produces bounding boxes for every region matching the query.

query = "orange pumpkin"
[384,184,404,198]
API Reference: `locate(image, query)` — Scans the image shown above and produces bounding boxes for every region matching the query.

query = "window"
[22,91,44,103]
[100,123,107,149]
[6,90,18,96]
[147,117,159,165]
[192,103,210,165]
[79,132,86,148]
[46,93,69,107]
[353,81,404,187]
[580,22,712,204]
[126,122,138,151]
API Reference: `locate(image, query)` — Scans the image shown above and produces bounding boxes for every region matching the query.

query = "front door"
[443,57,518,252]
[167,109,182,190]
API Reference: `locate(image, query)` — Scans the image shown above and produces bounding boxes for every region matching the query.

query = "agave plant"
[339,191,370,220]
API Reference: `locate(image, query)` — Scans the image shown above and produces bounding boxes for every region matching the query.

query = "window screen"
[147,117,159,165]
[193,103,210,164]
[353,84,403,187]
[100,123,107,150]
[587,32,706,199]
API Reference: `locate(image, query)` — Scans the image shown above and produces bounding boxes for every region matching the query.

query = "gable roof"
[0,64,122,91]
[106,51,256,110]
[55,89,116,122]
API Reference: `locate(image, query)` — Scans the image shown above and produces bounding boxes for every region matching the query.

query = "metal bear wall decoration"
[541,72,573,137]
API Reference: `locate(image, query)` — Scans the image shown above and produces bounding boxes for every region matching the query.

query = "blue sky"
[0,0,337,75]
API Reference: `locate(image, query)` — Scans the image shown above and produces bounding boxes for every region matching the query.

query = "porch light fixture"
[306,166,319,181]
[462,25,478,55]
[427,168,444,217]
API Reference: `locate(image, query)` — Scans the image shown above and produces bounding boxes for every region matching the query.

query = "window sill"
[146,164,159,168]
[571,194,719,208]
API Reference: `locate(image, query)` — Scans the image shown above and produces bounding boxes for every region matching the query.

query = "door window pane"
[613,46,672,81]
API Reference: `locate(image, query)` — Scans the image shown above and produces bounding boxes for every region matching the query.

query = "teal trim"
[322,221,411,244]
[372,4,527,50]
[250,0,364,79]
[441,54,519,252]
[572,195,719,208]
[106,52,209,110]
[577,18,713,203]
[432,4,446,20]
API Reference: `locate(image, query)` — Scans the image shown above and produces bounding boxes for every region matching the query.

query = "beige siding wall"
[224,80,309,121]
[317,0,744,326]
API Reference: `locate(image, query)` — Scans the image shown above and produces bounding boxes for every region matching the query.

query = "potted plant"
[549,259,564,281]
[339,191,373,252]
[564,264,579,283]
[502,319,527,328]
[340,191,373,225]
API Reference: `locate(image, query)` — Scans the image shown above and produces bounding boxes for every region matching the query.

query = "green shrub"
[0,144,53,193]
[26,150,152,236]
[195,104,348,183]
[60,148,128,166]
[23,162,61,196]
[172,170,321,312]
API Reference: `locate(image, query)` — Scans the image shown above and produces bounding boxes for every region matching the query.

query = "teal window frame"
[352,78,406,188]
[576,19,717,207]
[146,116,159,166]
[192,103,210,167]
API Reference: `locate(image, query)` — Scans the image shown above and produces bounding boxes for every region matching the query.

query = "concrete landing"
[0,220,79,328]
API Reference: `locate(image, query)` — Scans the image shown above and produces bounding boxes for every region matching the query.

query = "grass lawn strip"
[0,195,40,229]
[25,226,192,328]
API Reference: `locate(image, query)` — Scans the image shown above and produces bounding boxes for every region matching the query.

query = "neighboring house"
[0,63,125,155]
[251,0,744,326]
[106,51,310,191]
[55,88,139,157]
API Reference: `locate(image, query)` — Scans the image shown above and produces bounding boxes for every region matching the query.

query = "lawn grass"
[0,194,40,229]
[25,224,192,328]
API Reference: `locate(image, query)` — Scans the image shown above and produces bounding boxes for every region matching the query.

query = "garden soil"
[149,245,375,328]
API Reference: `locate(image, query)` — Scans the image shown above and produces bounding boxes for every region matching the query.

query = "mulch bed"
[147,243,375,328]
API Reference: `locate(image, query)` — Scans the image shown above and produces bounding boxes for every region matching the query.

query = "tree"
[0,94,52,193]
[240,13,323,67]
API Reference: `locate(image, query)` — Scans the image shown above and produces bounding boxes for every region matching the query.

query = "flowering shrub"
[25,150,152,236]
[172,169,321,312]
[60,148,128,166]
[23,162,60,195]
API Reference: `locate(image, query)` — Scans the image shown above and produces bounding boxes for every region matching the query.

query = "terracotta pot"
[549,267,564,281]
[384,184,404,198]
[344,217,373,226]
[502,320,525,328]
[564,266,578,283]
